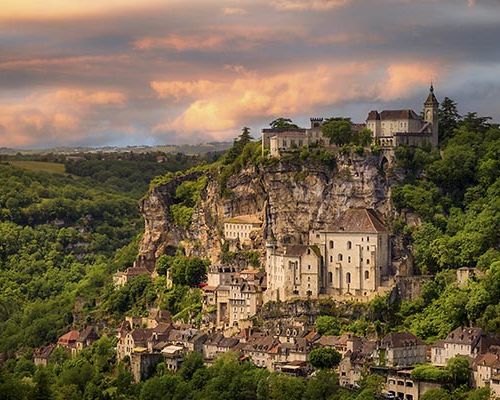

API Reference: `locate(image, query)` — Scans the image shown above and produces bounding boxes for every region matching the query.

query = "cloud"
[0,0,167,20]
[0,88,128,147]
[270,0,352,11]
[150,80,223,101]
[222,7,248,15]
[154,61,439,139]
[133,26,305,51]
[468,0,476,7]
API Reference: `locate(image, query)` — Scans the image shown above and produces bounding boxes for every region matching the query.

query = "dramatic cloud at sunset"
[0,0,499,148]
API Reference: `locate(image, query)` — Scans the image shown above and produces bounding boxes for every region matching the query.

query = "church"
[366,85,439,149]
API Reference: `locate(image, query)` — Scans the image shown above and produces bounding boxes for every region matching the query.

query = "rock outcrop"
[138,153,394,266]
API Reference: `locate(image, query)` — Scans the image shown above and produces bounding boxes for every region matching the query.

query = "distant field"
[9,160,66,174]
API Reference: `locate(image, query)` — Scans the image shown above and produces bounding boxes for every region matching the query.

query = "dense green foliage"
[308,348,342,369]
[0,164,142,355]
[321,118,372,147]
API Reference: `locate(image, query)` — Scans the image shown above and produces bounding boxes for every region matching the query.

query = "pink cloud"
[153,61,443,139]
[222,7,248,15]
[150,80,223,101]
[0,88,128,147]
[270,0,352,11]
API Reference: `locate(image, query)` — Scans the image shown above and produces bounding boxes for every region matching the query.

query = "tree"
[461,112,491,133]
[308,347,341,369]
[420,388,451,400]
[446,355,470,386]
[439,97,461,144]
[353,128,373,147]
[315,316,341,335]
[303,370,339,400]
[179,351,204,381]
[269,118,299,129]
[321,118,353,146]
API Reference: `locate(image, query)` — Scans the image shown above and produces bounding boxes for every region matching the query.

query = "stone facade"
[384,370,443,400]
[367,85,439,150]
[375,332,427,368]
[265,208,393,302]
[223,214,262,244]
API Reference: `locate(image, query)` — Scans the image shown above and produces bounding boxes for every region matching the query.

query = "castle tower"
[423,84,439,148]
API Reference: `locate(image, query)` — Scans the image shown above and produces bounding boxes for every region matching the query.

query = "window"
[366,259,370,265]
[330,256,333,262]
[405,382,413,387]
[348,256,351,263]
[338,254,343,261]
[347,241,352,249]
[328,272,333,284]
[365,271,369,280]
[346,272,351,284]
[329,240,334,249]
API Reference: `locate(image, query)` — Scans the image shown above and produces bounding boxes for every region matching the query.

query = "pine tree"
[438,97,461,144]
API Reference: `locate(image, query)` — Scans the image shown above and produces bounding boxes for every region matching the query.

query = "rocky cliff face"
[138,153,394,266]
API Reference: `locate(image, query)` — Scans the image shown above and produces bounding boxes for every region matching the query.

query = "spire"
[425,84,439,106]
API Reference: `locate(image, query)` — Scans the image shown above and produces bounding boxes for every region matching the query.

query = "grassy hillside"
[8,160,66,174]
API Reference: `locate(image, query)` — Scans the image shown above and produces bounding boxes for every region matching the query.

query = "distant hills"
[0,141,233,156]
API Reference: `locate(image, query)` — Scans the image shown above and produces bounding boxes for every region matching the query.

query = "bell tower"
[424,84,439,148]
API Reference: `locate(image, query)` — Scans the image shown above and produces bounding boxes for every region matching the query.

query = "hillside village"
[34,86,500,400]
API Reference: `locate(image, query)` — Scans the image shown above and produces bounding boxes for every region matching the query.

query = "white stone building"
[265,244,322,302]
[223,215,262,244]
[366,85,439,149]
[309,208,392,299]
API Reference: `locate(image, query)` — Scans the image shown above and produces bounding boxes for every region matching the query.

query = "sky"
[1,0,499,148]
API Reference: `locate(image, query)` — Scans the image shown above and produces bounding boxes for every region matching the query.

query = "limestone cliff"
[138,153,395,266]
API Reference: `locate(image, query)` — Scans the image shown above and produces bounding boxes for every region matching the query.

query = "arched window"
[329,240,334,249]
[365,271,370,280]
[328,272,333,284]
[338,254,343,261]
[347,241,352,250]
[346,272,351,284]
[348,256,351,263]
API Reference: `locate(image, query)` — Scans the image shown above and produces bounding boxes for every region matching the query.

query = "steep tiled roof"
[130,329,152,343]
[380,109,420,120]
[58,330,80,345]
[331,208,387,233]
[34,344,56,359]
[446,327,483,345]
[77,326,99,342]
[380,332,424,348]
[367,111,380,121]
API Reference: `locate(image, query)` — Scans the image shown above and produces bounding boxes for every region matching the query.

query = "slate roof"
[77,326,99,342]
[380,109,420,120]
[380,332,424,348]
[332,208,387,233]
[446,327,483,345]
[34,344,56,359]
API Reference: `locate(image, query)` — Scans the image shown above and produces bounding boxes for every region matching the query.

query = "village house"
[316,333,365,357]
[33,344,56,367]
[161,345,185,372]
[117,328,153,361]
[202,332,240,362]
[366,85,439,150]
[384,369,443,400]
[74,326,99,356]
[338,348,373,389]
[113,262,152,287]
[473,350,500,389]
[224,214,262,245]
[228,269,266,327]
[57,330,80,352]
[265,244,322,302]
[430,326,498,367]
[374,332,427,368]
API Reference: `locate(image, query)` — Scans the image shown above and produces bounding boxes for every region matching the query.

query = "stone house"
[223,215,262,245]
[309,208,391,299]
[338,349,372,389]
[57,330,80,351]
[366,85,439,150]
[316,334,364,357]
[202,333,240,361]
[430,327,498,367]
[33,344,56,367]
[74,326,99,356]
[375,332,427,368]
[117,328,152,361]
[261,128,308,157]
[113,262,151,287]
[241,334,280,369]
[384,369,443,400]
[473,351,500,389]
[228,269,265,327]
[161,344,185,372]
[130,352,163,383]
[265,243,322,302]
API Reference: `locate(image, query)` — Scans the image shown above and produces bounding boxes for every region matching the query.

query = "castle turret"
[423,84,439,148]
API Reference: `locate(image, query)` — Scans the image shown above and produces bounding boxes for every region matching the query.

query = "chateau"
[261,85,439,157]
